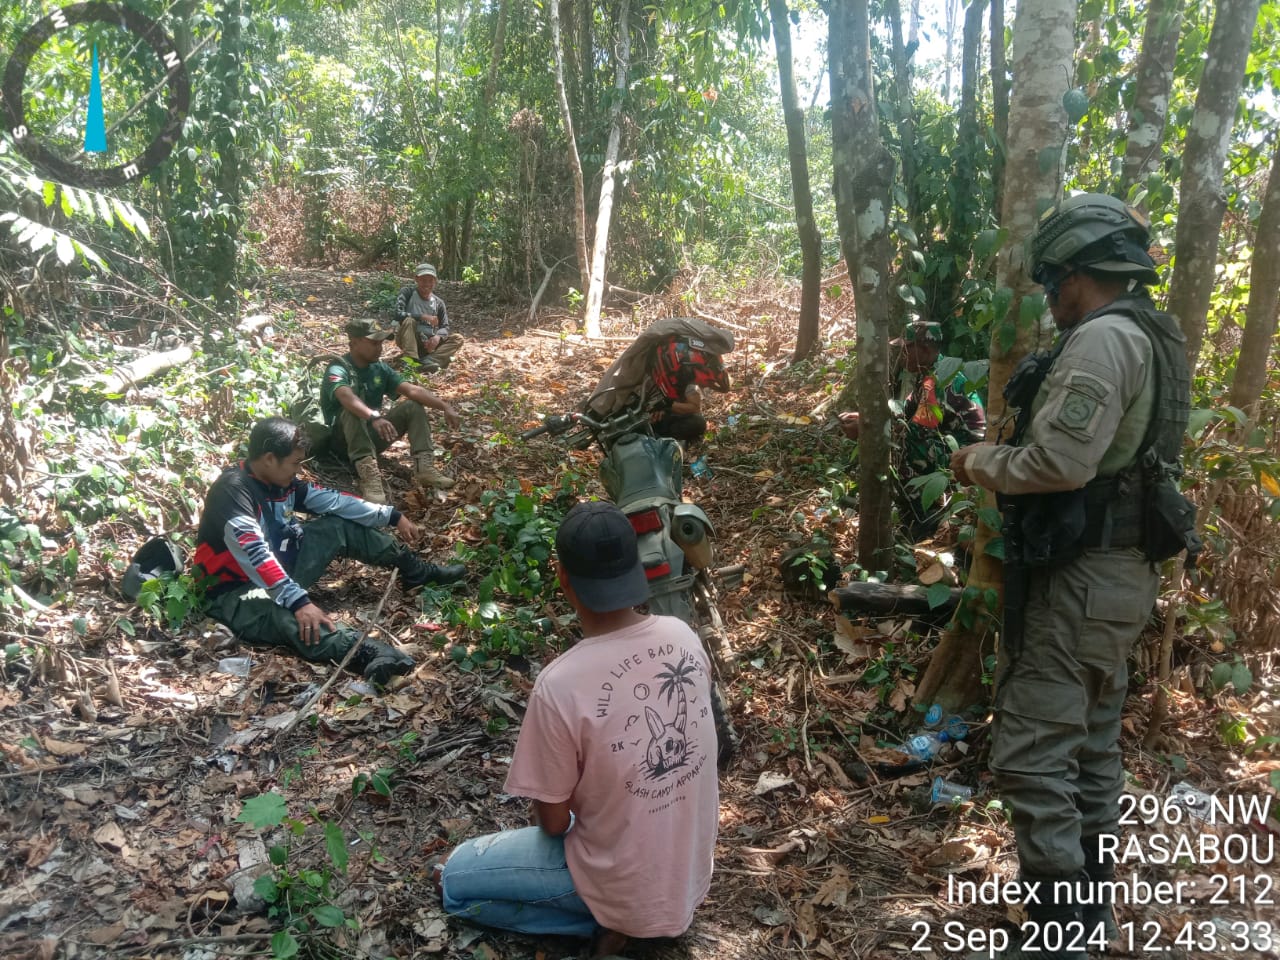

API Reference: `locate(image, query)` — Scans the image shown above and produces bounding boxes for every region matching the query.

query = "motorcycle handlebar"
[519,413,583,441]
[518,423,554,441]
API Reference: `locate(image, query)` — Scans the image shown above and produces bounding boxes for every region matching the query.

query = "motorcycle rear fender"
[635,527,695,626]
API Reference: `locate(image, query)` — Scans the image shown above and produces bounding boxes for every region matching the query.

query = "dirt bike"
[520,392,739,766]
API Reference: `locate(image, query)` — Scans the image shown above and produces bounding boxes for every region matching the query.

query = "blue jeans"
[441,826,599,938]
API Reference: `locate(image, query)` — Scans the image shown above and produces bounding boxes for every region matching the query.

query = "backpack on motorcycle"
[286,354,354,454]
[650,336,732,403]
[586,317,735,418]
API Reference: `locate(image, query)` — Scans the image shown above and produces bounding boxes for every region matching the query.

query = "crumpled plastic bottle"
[216,656,252,677]
[898,716,969,762]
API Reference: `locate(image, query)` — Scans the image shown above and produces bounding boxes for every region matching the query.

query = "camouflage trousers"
[990,547,1159,878]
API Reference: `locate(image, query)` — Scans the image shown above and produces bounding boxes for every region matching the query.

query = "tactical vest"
[1002,294,1202,567]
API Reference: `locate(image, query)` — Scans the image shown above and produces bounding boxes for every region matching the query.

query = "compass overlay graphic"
[2,3,191,189]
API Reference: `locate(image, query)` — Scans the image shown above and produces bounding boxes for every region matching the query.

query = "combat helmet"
[1030,193,1159,286]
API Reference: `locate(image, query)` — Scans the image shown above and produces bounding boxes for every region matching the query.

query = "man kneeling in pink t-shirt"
[437,501,720,957]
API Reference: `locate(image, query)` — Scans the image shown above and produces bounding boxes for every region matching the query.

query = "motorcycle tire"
[692,575,739,768]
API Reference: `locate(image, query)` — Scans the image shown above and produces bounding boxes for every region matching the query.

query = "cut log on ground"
[98,346,194,395]
[238,314,273,336]
[829,581,961,616]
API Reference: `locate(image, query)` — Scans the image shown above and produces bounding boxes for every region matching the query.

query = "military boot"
[414,454,455,490]
[967,874,1088,960]
[354,456,388,503]
[398,552,468,591]
[348,639,415,686]
[1081,835,1119,946]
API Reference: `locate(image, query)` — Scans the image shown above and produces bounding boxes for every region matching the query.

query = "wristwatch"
[367,410,379,422]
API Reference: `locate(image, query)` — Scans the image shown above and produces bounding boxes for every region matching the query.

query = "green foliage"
[859,641,916,703]
[238,792,289,829]
[1208,658,1253,697]
[238,789,362,956]
[419,480,585,665]
[134,571,207,630]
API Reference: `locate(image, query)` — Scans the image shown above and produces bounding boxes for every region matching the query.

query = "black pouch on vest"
[1019,489,1087,566]
[1144,475,1202,566]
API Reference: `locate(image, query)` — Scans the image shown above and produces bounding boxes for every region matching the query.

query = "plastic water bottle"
[689,455,711,478]
[1170,782,1213,822]
[923,703,944,727]
[900,730,951,761]
[944,716,970,740]
[217,656,252,677]
[932,776,975,806]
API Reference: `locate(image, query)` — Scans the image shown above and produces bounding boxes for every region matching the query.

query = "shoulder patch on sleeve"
[1050,371,1110,440]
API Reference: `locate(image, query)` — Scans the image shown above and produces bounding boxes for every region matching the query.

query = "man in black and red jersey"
[193,418,466,684]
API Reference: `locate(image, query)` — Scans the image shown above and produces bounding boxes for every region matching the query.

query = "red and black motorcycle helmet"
[652,337,731,400]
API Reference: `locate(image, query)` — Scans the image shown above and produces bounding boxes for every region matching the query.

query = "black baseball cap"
[555,502,649,613]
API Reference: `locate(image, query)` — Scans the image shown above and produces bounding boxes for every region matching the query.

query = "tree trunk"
[990,0,1009,219]
[434,0,443,111]
[830,0,896,573]
[460,0,510,265]
[943,0,957,102]
[549,0,590,294]
[440,201,459,278]
[956,0,989,239]
[1166,0,1262,369]
[1120,0,1185,201]
[770,0,823,363]
[210,0,243,316]
[1227,138,1280,421]
[913,0,1077,713]
[582,0,632,339]
[885,0,920,230]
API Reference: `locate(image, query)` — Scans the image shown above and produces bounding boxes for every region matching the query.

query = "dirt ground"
[1,267,1276,960]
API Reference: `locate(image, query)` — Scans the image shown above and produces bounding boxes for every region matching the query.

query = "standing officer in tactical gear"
[951,194,1198,960]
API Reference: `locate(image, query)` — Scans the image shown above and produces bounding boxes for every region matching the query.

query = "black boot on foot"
[1081,835,1119,948]
[967,873,1089,960]
[399,555,468,590]
[348,639,415,686]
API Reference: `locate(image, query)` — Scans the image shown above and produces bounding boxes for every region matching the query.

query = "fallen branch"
[530,328,634,343]
[690,305,749,331]
[276,570,398,737]
[828,581,961,616]
[603,282,646,303]
[11,582,53,613]
[97,345,194,395]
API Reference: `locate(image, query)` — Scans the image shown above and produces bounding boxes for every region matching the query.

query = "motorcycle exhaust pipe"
[671,515,712,569]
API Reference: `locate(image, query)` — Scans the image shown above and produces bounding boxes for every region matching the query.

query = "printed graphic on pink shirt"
[593,645,712,805]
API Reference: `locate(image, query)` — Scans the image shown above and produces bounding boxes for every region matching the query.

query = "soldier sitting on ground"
[193,417,466,685]
[321,318,460,503]
[393,263,464,371]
